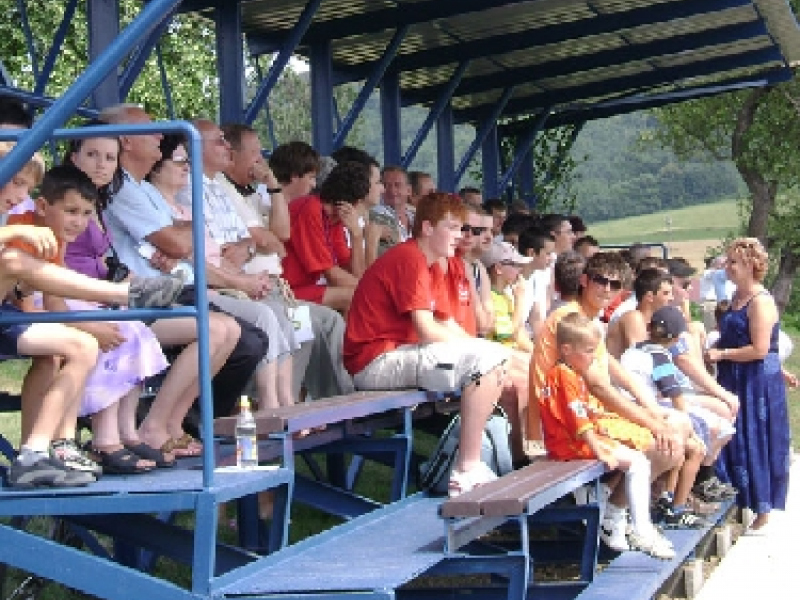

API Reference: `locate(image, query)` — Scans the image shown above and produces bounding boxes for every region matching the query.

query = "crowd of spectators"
[0,97,795,551]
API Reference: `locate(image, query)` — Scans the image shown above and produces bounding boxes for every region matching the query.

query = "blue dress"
[715,292,791,513]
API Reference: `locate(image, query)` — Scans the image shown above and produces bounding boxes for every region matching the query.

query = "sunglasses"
[460,225,488,235]
[588,273,623,291]
[500,260,521,267]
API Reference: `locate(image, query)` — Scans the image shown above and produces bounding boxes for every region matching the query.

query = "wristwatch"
[266,187,282,194]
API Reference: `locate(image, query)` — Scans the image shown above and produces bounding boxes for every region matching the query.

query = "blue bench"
[575,498,736,600]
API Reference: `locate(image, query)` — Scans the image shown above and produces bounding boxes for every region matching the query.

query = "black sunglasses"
[460,225,487,235]
[589,273,623,292]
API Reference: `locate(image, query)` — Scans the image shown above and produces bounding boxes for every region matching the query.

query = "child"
[621,306,730,527]
[539,312,675,559]
[0,144,183,488]
[9,164,172,474]
[482,240,533,352]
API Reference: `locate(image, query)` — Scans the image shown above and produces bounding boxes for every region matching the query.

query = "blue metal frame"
[16,0,39,82]
[243,0,323,125]
[216,1,244,124]
[33,0,79,98]
[454,86,514,187]
[380,71,402,165]
[482,125,500,199]
[310,41,335,154]
[87,0,122,109]
[437,104,456,191]
[401,61,469,169]
[497,108,551,194]
[333,25,409,149]
[119,10,177,101]
[155,43,176,119]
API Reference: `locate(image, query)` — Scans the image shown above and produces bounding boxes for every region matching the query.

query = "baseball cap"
[667,257,697,278]
[650,305,687,340]
[481,241,533,268]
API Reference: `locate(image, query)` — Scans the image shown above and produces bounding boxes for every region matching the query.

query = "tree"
[649,79,800,315]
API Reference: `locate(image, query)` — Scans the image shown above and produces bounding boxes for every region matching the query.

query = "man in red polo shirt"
[344,193,509,497]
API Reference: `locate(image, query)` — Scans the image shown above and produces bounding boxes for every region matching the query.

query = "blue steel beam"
[243,0,323,125]
[437,104,456,192]
[216,2,244,124]
[0,61,11,86]
[401,61,469,169]
[246,0,526,55]
[454,86,514,186]
[333,25,409,149]
[482,125,500,199]
[156,44,176,119]
[16,0,39,81]
[310,41,335,155]
[119,10,176,101]
[87,0,121,109]
[406,20,769,104]
[0,86,98,119]
[0,0,182,186]
[336,0,753,80]
[498,109,551,194]
[33,0,79,98]
[380,71,402,166]
[455,46,784,123]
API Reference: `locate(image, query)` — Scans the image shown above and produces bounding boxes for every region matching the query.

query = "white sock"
[625,452,653,535]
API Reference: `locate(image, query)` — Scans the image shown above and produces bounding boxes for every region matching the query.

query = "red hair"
[412,192,467,238]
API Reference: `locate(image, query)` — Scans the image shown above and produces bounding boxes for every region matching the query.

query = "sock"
[625,452,653,535]
[17,446,49,466]
[604,501,626,523]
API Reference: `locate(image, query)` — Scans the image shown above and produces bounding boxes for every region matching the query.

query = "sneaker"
[688,493,720,516]
[8,455,95,489]
[448,463,497,498]
[600,514,630,552]
[692,477,735,503]
[628,529,676,560]
[50,439,102,476]
[662,508,708,529]
[127,275,184,309]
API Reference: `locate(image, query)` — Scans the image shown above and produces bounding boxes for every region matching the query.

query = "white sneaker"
[448,463,498,498]
[628,528,675,560]
[599,514,630,552]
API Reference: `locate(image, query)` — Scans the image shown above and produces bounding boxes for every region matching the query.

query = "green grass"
[589,198,743,245]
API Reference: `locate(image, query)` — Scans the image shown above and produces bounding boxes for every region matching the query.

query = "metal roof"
[226,0,800,125]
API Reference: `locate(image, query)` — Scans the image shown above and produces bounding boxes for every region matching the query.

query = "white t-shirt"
[608,294,637,325]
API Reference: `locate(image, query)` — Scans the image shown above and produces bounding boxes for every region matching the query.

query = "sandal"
[169,433,203,457]
[124,442,176,468]
[91,447,154,475]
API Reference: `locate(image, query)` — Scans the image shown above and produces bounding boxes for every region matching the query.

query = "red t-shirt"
[343,240,450,375]
[439,256,476,337]
[5,212,65,266]
[282,194,351,302]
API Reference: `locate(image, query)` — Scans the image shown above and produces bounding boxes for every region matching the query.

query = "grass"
[589,198,743,246]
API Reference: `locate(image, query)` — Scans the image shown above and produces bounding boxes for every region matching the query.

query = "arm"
[581,429,619,470]
[205,261,270,299]
[247,225,286,257]
[607,354,663,416]
[146,222,193,259]
[470,261,496,335]
[220,238,255,271]
[411,309,460,344]
[673,349,738,412]
[511,275,533,352]
[42,294,125,352]
[706,294,777,363]
[325,265,359,288]
[0,225,58,260]
[252,160,290,241]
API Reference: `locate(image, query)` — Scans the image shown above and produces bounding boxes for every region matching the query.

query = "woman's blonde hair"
[0,141,46,187]
[727,237,769,282]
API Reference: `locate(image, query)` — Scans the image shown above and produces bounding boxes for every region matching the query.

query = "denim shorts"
[0,302,30,358]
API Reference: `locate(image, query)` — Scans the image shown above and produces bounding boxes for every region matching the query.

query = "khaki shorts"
[353,338,509,393]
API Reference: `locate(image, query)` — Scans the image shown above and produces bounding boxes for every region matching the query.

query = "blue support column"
[119,11,176,101]
[454,86,514,186]
[216,2,244,124]
[482,125,500,199]
[34,0,79,97]
[401,61,469,169]
[87,0,121,109]
[437,104,455,191]
[17,0,39,81]
[333,25,408,149]
[519,139,535,204]
[156,44,175,119]
[310,42,335,155]
[498,108,551,193]
[380,71,402,166]
[243,0,323,124]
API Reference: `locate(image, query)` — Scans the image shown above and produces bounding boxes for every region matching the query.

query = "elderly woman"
[705,238,790,531]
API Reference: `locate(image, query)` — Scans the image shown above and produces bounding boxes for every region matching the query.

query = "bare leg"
[16,323,99,451]
[456,364,505,472]
[321,286,353,314]
[20,356,59,443]
[276,356,294,407]
[90,395,155,470]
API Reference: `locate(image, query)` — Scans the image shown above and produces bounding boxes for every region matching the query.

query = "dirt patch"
[661,240,722,271]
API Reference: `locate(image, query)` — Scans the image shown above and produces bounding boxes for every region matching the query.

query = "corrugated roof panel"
[623,5,759,44]
[652,37,772,68]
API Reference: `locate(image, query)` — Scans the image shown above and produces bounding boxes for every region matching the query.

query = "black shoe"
[8,455,95,489]
[693,477,735,503]
[128,275,184,309]
[662,508,708,529]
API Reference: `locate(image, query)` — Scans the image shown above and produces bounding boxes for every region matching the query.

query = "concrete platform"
[695,453,800,600]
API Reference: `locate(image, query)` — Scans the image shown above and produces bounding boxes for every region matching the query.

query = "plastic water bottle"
[235,396,258,469]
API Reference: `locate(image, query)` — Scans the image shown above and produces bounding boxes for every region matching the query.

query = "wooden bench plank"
[214,390,431,436]
[440,459,603,518]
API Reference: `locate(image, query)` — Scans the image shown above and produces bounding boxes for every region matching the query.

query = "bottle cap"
[240,395,250,409]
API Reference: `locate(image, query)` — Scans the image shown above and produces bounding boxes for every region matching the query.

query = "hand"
[220,241,251,270]
[363,221,384,245]
[784,369,799,389]
[86,322,126,352]
[652,421,681,457]
[150,250,179,274]
[596,449,619,471]
[722,391,740,416]
[335,202,362,235]
[237,273,271,300]
[511,274,527,301]
[251,158,279,188]
[11,225,58,260]
[705,348,725,363]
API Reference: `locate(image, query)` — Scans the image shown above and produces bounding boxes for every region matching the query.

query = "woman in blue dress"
[705,238,790,531]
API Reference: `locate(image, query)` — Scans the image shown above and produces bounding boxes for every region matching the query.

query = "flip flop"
[169,433,203,457]
[124,442,176,468]
[91,447,154,475]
